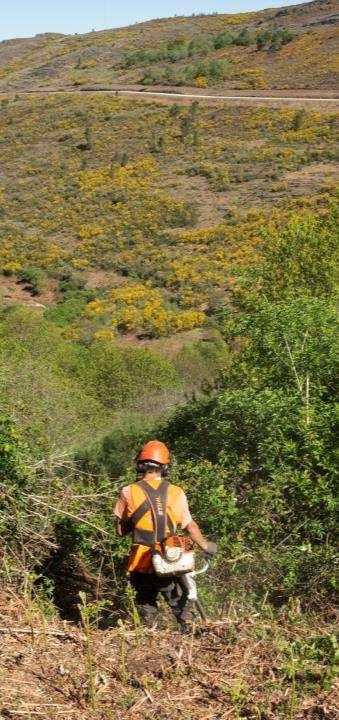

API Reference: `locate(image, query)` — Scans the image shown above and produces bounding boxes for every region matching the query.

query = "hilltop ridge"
[0,0,338,91]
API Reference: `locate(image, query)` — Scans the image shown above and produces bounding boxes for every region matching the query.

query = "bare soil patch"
[0,276,58,309]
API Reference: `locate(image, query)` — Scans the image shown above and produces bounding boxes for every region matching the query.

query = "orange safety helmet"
[137,440,171,466]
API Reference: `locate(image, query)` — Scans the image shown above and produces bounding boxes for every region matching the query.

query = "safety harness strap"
[139,479,169,544]
[133,527,154,547]
[130,480,176,547]
[130,500,149,527]
[167,515,175,535]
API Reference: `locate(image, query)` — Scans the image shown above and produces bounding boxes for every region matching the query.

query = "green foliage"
[166,310,337,601]
[187,161,230,191]
[293,108,307,131]
[214,31,234,49]
[0,307,107,451]
[18,266,45,295]
[0,413,30,488]
[82,342,182,411]
[46,274,95,325]
[166,38,189,63]
[78,416,151,478]
[233,28,252,47]
[141,57,230,86]
[163,210,337,605]
[232,207,338,309]
[0,413,36,557]
[0,304,184,452]
[260,209,338,301]
[188,36,213,57]
[124,48,161,68]
[224,296,337,395]
[256,28,295,51]
[256,30,272,51]
[174,338,230,389]
[124,23,291,68]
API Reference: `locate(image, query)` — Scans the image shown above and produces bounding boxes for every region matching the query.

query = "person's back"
[114,440,217,630]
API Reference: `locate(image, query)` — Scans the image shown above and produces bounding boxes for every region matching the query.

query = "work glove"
[204,541,218,556]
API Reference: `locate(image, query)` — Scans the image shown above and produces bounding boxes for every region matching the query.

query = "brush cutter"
[176,557,210,622]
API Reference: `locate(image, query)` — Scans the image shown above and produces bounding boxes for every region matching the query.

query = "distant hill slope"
[0,0,338,92]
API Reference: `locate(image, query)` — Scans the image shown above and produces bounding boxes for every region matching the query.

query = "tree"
[234,28,252,47]
[164,296,337,602]
[293,108,307,131]
[256,30,272,51]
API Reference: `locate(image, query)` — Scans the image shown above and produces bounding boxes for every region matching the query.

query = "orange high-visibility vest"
[127,479,183,573]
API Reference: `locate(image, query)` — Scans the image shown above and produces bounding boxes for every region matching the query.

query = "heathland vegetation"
[0,1,338,717]
[0,0,338,91]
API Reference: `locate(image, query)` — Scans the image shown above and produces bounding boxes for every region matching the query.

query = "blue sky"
[1,1,308,41]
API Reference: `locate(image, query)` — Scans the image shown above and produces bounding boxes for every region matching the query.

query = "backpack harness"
[130,479,176,548]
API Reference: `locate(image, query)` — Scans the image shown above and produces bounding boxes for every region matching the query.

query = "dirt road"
[116,89,339,103]
[0,86,338,106]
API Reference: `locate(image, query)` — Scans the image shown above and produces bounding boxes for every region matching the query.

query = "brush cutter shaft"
[192,559,210,577]
[176,558,210,614]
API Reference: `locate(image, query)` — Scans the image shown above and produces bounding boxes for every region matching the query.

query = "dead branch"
[283,334,303,396]
[0,626,77,639]
[23,495,109,536]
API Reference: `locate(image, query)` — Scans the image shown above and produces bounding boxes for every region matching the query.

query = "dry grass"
[0,589,338,719]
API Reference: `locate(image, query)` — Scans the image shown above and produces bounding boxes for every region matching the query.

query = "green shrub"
[214,32,234,49]
[174,338,229,392]
[45,273,95,325]
[164,297,337,603]
[256,30,271,51]
[260,210,338,301]
[82,342,182,411]
[256,28,295,52]
[124,49,161,68]
[187,162,230,191]
[46,290,95,326]
[18,266,45,295]
[78,415,152,478]
[166,39,188,63]
[293,108,307,131]
[185,59,230,82]
[188,36,213,57]
[0,413,31,488]
[233,28,252,47]
[0,307,113,451]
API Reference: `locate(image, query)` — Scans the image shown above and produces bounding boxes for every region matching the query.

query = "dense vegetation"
[0,3,338,716]
[1,202,337,603]
[0,92,337,339]
[1,196,337,720]
[0,59,337,608]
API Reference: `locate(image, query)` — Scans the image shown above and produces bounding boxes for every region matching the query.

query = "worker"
[114,440,217,631]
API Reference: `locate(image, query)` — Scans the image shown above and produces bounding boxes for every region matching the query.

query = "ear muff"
[136,461,169,477]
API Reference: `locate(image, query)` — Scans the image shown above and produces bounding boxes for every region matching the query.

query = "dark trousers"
[129,571,194,627]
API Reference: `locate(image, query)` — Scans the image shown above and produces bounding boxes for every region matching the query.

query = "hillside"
[0,3,338,718]
[0,0,338,92]
[0,92,337,340]
[0,0,337,452]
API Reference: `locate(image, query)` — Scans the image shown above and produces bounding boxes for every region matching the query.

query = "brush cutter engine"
[152,545,195,575]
